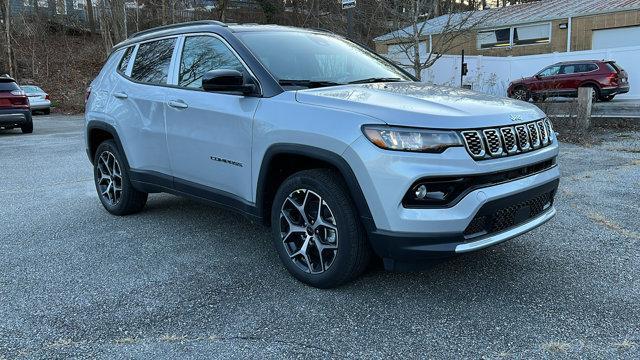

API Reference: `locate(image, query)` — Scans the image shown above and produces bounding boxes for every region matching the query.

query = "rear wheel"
[43,108,51,115]
[21,121,33,134]
[588,85,600,102]
[93,140,148,215]
[511,86,530,101]
[270,169,371,288]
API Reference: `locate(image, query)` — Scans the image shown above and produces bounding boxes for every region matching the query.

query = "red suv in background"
[0,76,32,133]
[508,60,629,102]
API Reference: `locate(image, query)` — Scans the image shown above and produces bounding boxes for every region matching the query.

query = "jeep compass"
[85,21,560,288]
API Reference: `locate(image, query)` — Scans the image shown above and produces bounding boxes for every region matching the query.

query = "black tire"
[588,85,600,102]
[21,121,33,134]
[93,140,147,215]
[511,86,530,101]
[43,108,51,115]
[270,169,372,288]
[600,95,615,102]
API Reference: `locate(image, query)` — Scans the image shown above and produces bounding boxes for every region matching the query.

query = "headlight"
[362,125,463,153]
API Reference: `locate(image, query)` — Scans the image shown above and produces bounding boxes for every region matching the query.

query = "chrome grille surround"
[482,129,503,156]
[500,127,518,154]
[537,120,549,146]
[460,119,553,160]
[527,123,541,149]
[461,131,486,159]
[515,124,531,151]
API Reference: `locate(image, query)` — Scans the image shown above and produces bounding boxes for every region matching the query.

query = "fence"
[388,45,640,99]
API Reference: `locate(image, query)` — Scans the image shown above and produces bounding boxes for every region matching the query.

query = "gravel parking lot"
[1,115,639,359]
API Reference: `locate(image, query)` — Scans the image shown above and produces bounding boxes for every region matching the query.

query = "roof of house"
[375,0,640,42]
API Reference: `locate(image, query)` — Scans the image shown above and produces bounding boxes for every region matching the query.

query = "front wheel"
[270,169,372,288]
[511,86,530,101]
[600,95,615,102]
[93,140,148,215]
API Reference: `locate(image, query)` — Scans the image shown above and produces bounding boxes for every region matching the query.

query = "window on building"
[131,38,176,85]
[73,0,86,11]
[23,0,49,7]
[513,23,550,45]
[478,22,551,49]
[477,28,511,49]
[178,36,245,89]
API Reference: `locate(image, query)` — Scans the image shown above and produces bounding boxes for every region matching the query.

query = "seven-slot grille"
[461,119,552,160]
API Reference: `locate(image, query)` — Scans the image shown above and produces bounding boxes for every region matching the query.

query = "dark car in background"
[508,60,629,102]
[0,76,33,133]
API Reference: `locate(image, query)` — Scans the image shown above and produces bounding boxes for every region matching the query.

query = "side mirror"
[535,74,543,79]
[202,69,257,95]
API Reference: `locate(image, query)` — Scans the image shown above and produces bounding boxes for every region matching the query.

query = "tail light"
[607,74,619,85]
[85,86,91,104]
[45,94,50,100]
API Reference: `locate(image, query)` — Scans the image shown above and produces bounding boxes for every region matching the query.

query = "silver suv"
[85,21,560,288]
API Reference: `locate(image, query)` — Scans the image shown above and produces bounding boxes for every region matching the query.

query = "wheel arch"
[256,144,375,231]
[86,121,130,170]
[578,81,601,91]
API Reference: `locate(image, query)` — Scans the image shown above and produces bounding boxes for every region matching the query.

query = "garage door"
[592,26,640,49]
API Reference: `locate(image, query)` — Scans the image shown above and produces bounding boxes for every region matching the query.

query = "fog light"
[415,185,428,199]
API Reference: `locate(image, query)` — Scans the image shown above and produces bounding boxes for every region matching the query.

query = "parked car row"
[508,60,629,102]
[0,75,52,134]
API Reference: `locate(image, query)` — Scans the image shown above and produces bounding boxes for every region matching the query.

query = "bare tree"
[86,0,97,33]
[382,0,493,80]
[0,0,15,76]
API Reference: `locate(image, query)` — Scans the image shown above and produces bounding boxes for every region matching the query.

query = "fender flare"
[86,120,130,170]
[256,144,376,231]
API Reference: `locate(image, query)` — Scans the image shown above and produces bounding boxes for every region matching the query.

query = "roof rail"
[130,20,226,39]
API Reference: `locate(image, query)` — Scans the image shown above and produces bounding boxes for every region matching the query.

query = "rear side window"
[118,46,134,74]
[131,38,176,84]
[0,81,19,91]
[605,62,620,73]
[178,36,245,89]
[560,65,576,74]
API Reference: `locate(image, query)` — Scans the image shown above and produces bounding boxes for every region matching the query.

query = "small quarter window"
[118,46,134,74]
[178,35,245,89]
[131,38,176,84]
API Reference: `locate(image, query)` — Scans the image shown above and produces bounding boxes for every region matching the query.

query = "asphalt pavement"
[1,115,639,359]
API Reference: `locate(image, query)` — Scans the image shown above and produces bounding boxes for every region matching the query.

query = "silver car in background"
[21,85,51,114]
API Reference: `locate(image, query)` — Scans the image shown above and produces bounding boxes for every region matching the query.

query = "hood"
[295,82,545,129]
[511,76,535,85]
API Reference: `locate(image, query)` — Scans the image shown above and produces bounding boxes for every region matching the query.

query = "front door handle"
[168,100,188,109]
[113,92,128,99]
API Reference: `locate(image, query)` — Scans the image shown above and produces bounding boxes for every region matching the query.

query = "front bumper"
[0,108,32,128]
[368,179,558,267]
[343,134,560,268]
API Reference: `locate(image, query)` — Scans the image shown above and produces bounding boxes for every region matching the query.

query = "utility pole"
[342,0,356,39]
[2,0,15,76]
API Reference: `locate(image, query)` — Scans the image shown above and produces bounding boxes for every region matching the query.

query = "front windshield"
[236,31,413,88]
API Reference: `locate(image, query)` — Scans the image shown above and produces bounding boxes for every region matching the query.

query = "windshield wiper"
[347,77,405,84]
[278,79,343,88]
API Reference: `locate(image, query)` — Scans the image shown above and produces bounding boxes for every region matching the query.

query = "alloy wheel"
[513,88,528,101]
[279,189,338,274]
[96,151,123,206]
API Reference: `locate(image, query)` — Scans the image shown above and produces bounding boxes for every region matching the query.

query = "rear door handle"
[113,92,128,99]
[168,100,188,109]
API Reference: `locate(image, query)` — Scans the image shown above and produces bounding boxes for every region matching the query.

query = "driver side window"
[539,66,560,77]
[178,35,245,89]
